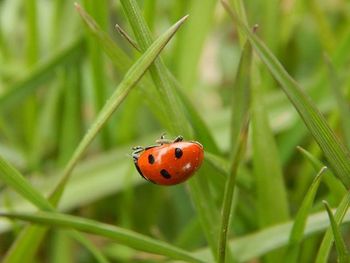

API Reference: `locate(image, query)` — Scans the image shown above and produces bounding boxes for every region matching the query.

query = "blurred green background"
[0,0,350,262]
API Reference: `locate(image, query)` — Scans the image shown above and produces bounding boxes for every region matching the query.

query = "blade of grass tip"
[217,116,249,263]
[324,54,350,149]
[316,192,350,263]
[0,212,205,263]
[49,4,188,206]
[115,24,142,52]
[0,37,84,112]
[323,201,350,263]
[221,0,350,188]
[297,146,346,202]
[284,167,326,263]
[119,0,192,136]
[217,40,252,263]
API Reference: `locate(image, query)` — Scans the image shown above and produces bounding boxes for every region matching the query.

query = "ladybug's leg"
[173,135,183,142]
[156,135,183,145]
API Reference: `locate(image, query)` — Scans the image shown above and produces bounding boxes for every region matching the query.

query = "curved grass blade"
[0,212,205,263]
[221,0,350,188]
[0,155,53,211]
[323,201,350,263]
[217,41,252,263]
[316,192,350,263]
[284,167,326,263]
[297,146,346,201]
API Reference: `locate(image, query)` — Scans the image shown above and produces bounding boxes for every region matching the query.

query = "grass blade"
[284,167,326,262]
[221,1,350,188]
[316,192,350,263]
[120,0,192,136]
[0,155,53,211]
[217,41,252,263]
[0,212,205,263]
[297,146,346,201]
[323,201,350,263]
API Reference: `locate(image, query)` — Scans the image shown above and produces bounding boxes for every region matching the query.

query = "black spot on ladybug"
[160,169,171,179]
[175,148,183,159]
[148,154,155,164]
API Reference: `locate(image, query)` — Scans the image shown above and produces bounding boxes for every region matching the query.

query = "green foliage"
[1,0,350,262]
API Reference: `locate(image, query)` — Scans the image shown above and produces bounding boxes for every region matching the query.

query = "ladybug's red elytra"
[132,135,204,185]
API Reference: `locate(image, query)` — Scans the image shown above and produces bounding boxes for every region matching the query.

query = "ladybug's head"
[131,146,144,161]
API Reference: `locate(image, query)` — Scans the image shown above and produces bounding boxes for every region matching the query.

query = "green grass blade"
[0,155,53,211]
[119,0,192,136]
[284,167,326,263]
[297,146,346,201]
[0,37,84,112]
[221,1,350,188]
[323,201,350,263]
[0,212,205,263]
[316,192,350,263]
[217,41,252,263]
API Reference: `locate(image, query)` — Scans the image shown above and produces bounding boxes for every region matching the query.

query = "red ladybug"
[132,135,204,185]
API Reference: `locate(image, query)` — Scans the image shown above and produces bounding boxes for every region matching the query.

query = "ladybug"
[132,135,204,185]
